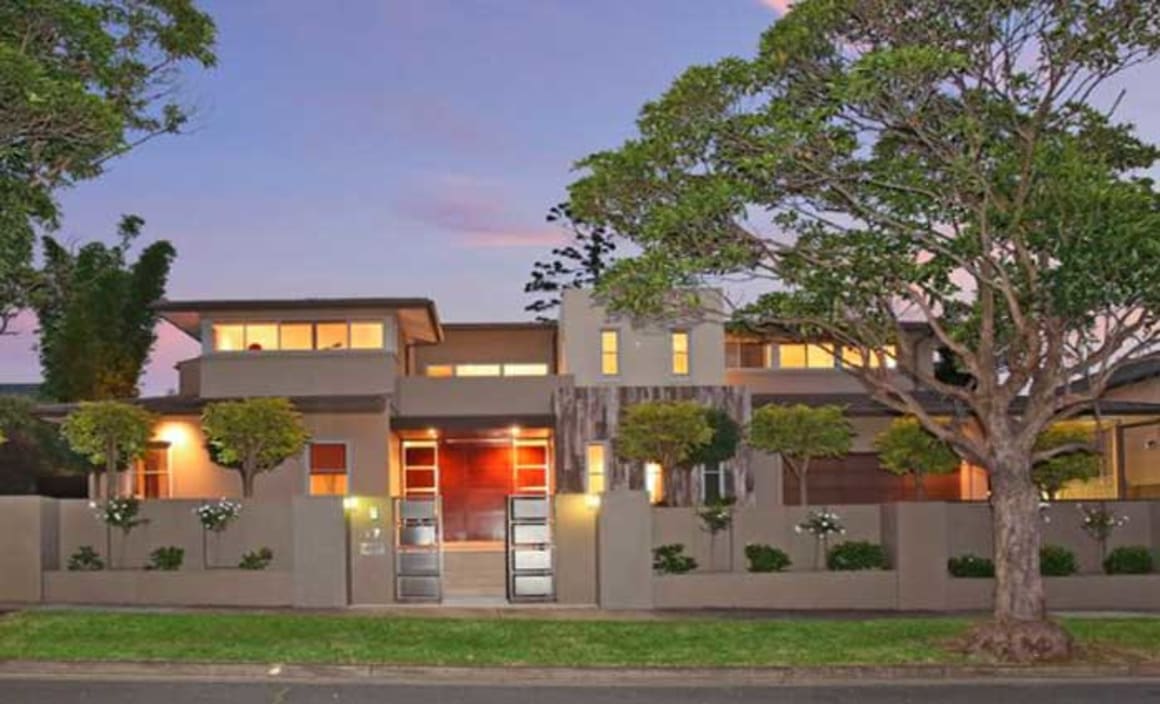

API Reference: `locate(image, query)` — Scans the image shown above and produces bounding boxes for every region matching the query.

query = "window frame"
[671,330,691,377]
[135,442,172,499]
[210,320,388,354]
[600,328,620,377]
[775,342,839,370]
[305,439,352,497]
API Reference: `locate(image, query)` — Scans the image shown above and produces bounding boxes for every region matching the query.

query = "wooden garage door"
[782,452,962,505]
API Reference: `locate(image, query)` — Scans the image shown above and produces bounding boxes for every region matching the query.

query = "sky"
[1,0,1157,395]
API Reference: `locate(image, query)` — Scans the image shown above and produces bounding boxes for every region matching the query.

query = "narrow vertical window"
[645,462,664,505]
[585,443,606,494]
[135,443,171,498]
[309,442,349,496]
[600,329,620,376]
[671,330,690,376]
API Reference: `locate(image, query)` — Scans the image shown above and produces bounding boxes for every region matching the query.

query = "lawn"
[0,611,1157,667]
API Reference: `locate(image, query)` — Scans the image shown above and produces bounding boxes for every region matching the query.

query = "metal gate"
[394,497,442,602]
[506,495,554,602]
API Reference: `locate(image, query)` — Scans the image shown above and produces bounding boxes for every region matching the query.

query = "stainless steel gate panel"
[506,495,555,602]
[395,497,441,602]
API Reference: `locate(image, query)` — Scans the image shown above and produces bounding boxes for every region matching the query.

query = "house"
[20,290,1160,607]
[41,289,1160,509]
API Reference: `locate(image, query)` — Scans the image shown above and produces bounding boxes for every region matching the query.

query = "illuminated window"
[280,323,313,351]
[671,331,690,376]
[645,462,664,504]
[135,443,171,499]
[213,324,245,351]
[726,340,771,369]
[456,364,502,377]
[245,323,278,351]
[840,344,898,369]
[503,363,549,377]
[601,329,620,376]
[309,442,348,496]
[316,322,349,350]
[426,364,454,378]
[778,343,836,369]
[402,441,439,496]
[350,321,384,350]
[586,443,607,494]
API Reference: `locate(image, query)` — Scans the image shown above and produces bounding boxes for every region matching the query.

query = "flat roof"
[155,297,443,344]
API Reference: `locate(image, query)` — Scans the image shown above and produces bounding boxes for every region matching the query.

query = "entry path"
[4,678,1160,703]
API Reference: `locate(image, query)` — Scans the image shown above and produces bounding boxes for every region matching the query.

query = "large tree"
[567,0,1160,659]
[34,216,175,401]
[0,0,216,333]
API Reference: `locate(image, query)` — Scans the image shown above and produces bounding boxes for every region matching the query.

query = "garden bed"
[653,570,898,610]
[43,570,293,608]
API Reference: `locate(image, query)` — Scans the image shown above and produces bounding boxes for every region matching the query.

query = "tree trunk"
[914,473,926,501]
[241,471,255,498]
[965,450,1072,661]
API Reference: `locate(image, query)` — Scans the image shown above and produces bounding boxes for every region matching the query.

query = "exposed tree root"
[963,619,1074,663]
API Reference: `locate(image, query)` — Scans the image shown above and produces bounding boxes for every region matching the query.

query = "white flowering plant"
[1078,502,1129,563]
[194,499,242,533]
[91,497,148,535]
[795,509,846,538]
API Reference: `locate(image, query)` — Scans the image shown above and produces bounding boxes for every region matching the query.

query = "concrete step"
[443,549,505,597]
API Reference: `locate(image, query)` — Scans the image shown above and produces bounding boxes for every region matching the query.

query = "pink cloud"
[759,0,794,14]
[396,174,565,249]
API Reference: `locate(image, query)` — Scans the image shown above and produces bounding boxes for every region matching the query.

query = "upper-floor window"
[424,363,549,378]
[726,340,771,369]
[839,344,898,369]
[671,331,690,376]
[212,321,384,353]
[778,343,837,369]
[601,329,620,376]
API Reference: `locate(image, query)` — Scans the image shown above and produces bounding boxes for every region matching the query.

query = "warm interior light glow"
[426,427,438,438]
[156,422,191,446]
[510,425,521,437]
[645,462,664,504]
[585,493,602,509]
[342,496,359,510]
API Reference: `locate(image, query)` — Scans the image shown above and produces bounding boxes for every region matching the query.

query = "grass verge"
[0,611,1157,667]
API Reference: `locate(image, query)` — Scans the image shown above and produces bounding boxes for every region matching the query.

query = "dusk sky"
[1,0,1157,395]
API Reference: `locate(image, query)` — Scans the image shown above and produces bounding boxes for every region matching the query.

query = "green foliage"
[239,547,274,571]
[688,407,742,468]
[874,417,960,499]
[35,219,176,401]
[1040,545,1078,577]
[745,543,791,573]
[616,400,712,505]
[524,202,619,321]
[0,395,87,494]
[1032,425,1102,499]
[696,497,735,535]
[749,404,852,505]
[202,398,309,497]
[652,544,697,574]
[0,1,215,332]
[66,546,105,571]
[146,546,184,571]
[1103,546,1154,575]
[947,554,995,578]
[826,541,888,571]
[92,497,149,535]
[60,401,156,496]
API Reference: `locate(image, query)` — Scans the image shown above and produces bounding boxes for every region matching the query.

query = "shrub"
[146,546,184,571]
[194,499,242,533]
[67,546,105,571]
[1103,546,1154,575]
[745,543,791,573]
[826,541,888,571]
[947,553,995,578]
[652,544,697,574]
[1040,544,1078,576]
[239,547,274,570]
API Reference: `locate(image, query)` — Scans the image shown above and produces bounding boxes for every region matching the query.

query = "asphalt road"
[3,679,1160,703]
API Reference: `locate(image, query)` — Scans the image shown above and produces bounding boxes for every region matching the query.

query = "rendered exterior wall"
[559,289,726,387]
[412,325,557,373]
[196,352,396,398]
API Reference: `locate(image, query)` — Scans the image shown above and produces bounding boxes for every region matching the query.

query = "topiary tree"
[60,401,156,498]
[615,400,712,506]
[1032,424,1102,500]
[201,398,309,498]
[874,417,961,500]
[749,404,853,506]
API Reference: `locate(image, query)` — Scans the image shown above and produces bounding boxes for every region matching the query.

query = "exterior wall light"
[585,493,602,509]
[342,496,360,511]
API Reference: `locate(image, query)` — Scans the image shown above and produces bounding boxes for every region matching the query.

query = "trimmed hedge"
[1040,544,1078,576]
[653,544,697,574]
[826,541,888,571]
[947,553,995,578]
[1104,546,1154,575]
[745,544,791,573]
